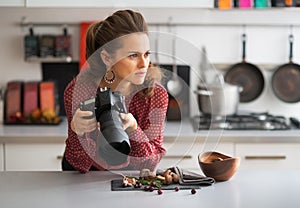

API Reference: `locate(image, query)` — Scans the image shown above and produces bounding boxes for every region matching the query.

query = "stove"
[192,112,294,131]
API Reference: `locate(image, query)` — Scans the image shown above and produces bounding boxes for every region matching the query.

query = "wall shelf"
[25,56,72,63]
[19,21,300,28]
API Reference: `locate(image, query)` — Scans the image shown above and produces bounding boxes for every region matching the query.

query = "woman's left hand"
[119,113,137,133]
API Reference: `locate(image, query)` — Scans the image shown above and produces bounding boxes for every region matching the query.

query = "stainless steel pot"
[195,75,242,116]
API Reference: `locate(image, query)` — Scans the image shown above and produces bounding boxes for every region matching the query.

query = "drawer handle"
[245,156,286,160]
[56,155,63,160]
[163,155,192,159]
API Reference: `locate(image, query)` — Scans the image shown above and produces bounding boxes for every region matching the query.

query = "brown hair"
[85,9,163,97]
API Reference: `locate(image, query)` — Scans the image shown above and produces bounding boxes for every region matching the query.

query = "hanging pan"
[272,34,300,103]
[225,33,265,103]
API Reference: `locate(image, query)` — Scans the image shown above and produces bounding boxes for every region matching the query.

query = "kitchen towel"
[157,166,215,186]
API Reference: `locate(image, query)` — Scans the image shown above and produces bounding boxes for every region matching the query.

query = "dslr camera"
[79,87,131,166]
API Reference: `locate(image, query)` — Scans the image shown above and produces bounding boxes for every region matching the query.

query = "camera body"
[79,87,131,166]
[79,87,127,120]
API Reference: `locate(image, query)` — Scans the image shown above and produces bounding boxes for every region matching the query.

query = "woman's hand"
[120,113,137,133]
[71,108,98,136]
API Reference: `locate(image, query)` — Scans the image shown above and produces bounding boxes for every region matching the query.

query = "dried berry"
[191,188,197,194]
[175,186,180,192]
[149,186,154,192]
[157,189,163,195]
[150,181,156,187]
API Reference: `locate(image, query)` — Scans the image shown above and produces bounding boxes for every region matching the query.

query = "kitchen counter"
[0,117,300,143]
[0,170,299,208]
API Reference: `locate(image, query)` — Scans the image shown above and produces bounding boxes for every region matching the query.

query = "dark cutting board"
[111,179,202,191]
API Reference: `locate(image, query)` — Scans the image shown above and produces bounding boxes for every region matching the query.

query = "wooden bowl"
[198,151,240,182]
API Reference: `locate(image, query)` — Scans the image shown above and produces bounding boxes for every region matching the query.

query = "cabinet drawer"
[0,143,3,171]
[158,140,234,171]
[235,143,300,170]
[5,143,65,171]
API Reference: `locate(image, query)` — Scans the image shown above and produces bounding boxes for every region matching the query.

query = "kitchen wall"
[1,7,300,118]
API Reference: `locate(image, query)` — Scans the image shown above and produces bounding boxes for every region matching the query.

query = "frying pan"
[225,33,265,103]
[272,34,300,103]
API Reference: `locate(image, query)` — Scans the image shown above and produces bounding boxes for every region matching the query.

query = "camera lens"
[97,110,131,165]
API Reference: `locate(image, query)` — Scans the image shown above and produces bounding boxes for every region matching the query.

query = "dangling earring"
[104,70,115,84]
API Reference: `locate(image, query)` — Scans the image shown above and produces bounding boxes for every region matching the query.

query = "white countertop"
[0,170,299,208]
[0,117,300,143]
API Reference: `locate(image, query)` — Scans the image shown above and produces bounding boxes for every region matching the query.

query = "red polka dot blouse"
[63,74,168,173]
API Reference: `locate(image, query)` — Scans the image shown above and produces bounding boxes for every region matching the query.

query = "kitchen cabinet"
[2,119,300,171]
[25,0,213,8]
[235,143,300,170]
[0,0,25,7]
[0,143,3,171]
[5,143,65,171]
[158,137,234,170]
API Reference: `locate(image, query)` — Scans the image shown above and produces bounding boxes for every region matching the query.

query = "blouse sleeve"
[63,77,130,173]
[63,78,97,173]
[128,85,169,171]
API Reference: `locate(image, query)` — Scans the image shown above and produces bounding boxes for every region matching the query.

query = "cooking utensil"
[154,26,160,65]
[24,27,39,59]
[272,34,300,103]
[55,26,71,58]
[167,34,182,96]
[161,64,190,120]
[195,74,242,116]
[199,46,216,85]
[225,33,265,103]
[40,35,55,57]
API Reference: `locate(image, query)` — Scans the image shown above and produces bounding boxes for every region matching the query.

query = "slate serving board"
[111,179,202,191]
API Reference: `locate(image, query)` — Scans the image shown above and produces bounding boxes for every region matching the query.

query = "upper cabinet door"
[26,0,213,8]
[0,0,25,7]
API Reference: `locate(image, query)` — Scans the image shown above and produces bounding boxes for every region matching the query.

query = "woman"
[62,9,169,173]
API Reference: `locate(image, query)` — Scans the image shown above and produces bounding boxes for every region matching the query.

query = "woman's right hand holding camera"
[71,108,97,137]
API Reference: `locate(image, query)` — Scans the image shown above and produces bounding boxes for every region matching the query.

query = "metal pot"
[195,75,242,116]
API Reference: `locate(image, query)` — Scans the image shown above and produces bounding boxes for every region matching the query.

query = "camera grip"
[79,98,96,119]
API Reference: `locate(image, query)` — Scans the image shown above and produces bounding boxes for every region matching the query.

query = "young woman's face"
[112,33,151,85]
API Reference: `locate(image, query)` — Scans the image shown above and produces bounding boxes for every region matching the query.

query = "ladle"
[167,34,182,96]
